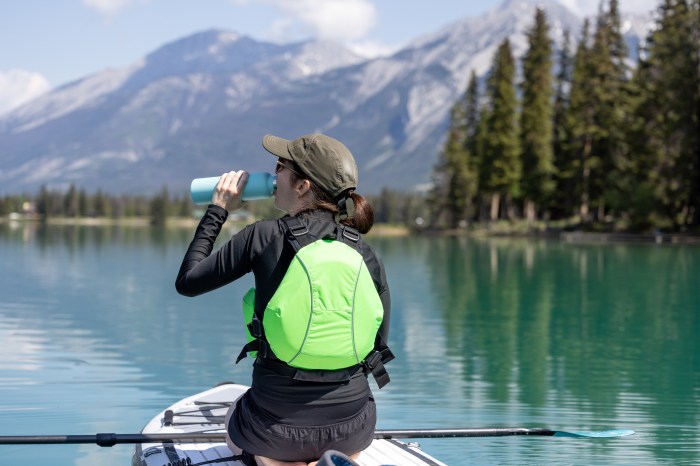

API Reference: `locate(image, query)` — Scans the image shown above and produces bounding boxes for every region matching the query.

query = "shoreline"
[2,214,699,243]
[0,214,414,235]
[414,227,700,244]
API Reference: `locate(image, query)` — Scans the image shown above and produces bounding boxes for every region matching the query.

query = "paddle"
[0,428,635,446]
[373,428,636,439]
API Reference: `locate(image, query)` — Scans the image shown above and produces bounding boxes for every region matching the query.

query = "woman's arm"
[175,205,251,297]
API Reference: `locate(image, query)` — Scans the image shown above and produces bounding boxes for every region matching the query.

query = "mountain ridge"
[0,0,652,195]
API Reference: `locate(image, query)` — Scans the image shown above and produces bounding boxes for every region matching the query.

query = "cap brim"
[262,134,293,161]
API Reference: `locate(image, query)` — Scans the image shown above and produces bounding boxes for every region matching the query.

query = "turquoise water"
[0,223,698,465]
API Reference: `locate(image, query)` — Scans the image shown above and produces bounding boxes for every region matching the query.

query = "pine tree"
[552,30,576,219]
[444,98,470,227]
[149,186,169,226]
[35,186,50,218]
[587,0,630,221]
[474,101,490,220]
[463,71,482,221]
[93,190,112,218]
[63,184,79,217]
[437,101,469,227]
[519,8,555,221]
[426,156,449,226]
[625,43,664,229]
[78,188,89,217]
[566,19,596,221]
[480,39,520,220]
[429,70,480,227]
[464,70,481,159]
[636,0,700,228]
[691,0,700,226]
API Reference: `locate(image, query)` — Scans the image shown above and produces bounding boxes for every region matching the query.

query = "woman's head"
[263,133,374,233]
[263,134,358,199]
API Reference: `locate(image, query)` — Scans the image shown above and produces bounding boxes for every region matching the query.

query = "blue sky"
[0,0,657,115]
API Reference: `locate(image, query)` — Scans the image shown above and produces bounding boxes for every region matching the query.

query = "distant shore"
[416,226,700,244]
[0,214,413,236]
[3,214,699,243]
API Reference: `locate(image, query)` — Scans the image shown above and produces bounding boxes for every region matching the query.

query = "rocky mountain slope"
[0,0,651,195]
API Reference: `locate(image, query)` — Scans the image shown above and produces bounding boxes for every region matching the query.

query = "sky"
[0,0,659,116]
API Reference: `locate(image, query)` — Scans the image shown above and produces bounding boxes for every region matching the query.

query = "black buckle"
[288,221,309,238]
[257,340,271,359]
[247,318,263,338]
[236,339,273,364]
[342,227,359,243]
[380,347,395,364]
[363,351,390,389]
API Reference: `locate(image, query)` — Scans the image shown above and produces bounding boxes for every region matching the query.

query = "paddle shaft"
[0,428,633,446]
[376,428,557,438]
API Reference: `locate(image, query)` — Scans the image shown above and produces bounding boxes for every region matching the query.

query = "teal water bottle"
[190,172,277,205]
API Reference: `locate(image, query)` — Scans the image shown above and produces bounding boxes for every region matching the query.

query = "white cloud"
[0,69,51,116]
[263,0,376,42]
[82,0,133,16]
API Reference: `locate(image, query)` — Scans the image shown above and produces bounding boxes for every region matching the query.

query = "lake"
[0,221,698,465]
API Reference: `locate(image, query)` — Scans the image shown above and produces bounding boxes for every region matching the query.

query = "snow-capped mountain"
[0,0,651,195]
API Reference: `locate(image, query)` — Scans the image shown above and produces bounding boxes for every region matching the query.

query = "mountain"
[0,0,652,196]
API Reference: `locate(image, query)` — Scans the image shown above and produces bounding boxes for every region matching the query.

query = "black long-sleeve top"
[175,205,391,424]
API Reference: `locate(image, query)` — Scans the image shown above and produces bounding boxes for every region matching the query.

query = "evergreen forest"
[429,0,700,232]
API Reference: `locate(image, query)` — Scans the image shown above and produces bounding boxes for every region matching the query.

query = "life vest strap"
[236,338,276,364]
[281,216,362,253]
[247,315,263,339]
[340,225,360,243]
[281,216,311,251]
[362,351,391,389]
[255,357,362,382]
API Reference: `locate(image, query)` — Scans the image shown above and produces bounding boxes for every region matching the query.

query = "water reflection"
[368,235,699,464]
[0,224,698,465]
[4,221,199,251]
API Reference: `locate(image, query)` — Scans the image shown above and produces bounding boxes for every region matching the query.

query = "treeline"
[430,0,700,231]
[0,185,194,226]
[1,184,429,228]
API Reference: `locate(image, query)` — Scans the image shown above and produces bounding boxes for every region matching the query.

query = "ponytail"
[340,191,374,234]
[290,166,374,234]
[291,164,374,234]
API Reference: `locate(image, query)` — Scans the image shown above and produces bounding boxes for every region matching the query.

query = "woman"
[176,133,393,466]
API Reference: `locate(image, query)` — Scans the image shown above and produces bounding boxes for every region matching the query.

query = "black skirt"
[228,388,376,462]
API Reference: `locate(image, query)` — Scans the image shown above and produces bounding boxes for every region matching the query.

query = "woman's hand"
[212,170,249,212]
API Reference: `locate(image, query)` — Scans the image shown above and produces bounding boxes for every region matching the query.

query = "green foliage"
[0,195,27,216]
[149,186,169,227]
[428,71,480,227]
[565,19,596,220]
[520,8,555,218]
[630,0,700,228]
[480,39,521,219]
[586,0,631,219]
[370,188,428,227]
[429,0,700,232]
[552,30,577,218]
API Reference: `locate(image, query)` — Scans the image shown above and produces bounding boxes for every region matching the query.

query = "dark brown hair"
[289,162,374,234]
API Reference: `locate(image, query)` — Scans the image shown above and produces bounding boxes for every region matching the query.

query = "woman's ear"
[295,179,311,197]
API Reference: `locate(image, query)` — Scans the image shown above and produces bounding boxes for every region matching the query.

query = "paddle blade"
[553,429,635,438]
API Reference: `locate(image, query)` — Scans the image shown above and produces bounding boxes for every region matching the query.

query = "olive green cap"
[262,133,358,199]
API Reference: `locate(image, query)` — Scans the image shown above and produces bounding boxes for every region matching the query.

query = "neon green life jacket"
[239,217,384,372]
